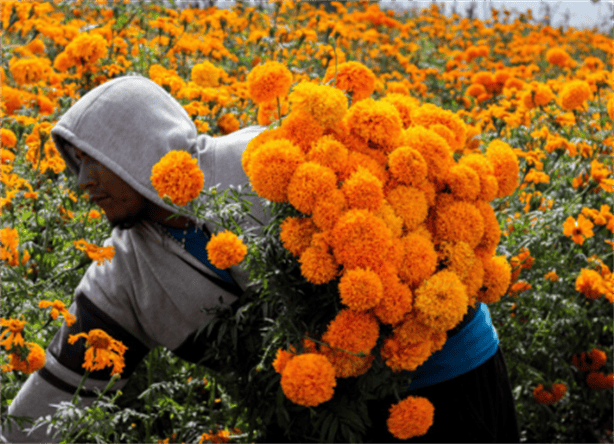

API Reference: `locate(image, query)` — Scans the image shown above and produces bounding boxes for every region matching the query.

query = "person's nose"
[77,159,98,191]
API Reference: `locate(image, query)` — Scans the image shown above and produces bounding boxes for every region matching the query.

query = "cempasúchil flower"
[206,230,247,269]
[151,150,204,206]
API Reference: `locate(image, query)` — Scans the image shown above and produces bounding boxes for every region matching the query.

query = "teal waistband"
[404,303,499,391]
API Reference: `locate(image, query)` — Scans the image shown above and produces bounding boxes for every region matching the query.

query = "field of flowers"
[1,0,613,442]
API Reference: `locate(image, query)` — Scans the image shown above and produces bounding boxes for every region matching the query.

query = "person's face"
[73,146,147,228]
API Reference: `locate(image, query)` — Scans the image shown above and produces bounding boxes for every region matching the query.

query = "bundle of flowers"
[151,60,519,441]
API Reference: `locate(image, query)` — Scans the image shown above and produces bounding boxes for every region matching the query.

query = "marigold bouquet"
[151,60,519,442]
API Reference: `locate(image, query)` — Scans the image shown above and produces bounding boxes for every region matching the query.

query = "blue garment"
[404,302,499,391]
[166,226,234,284]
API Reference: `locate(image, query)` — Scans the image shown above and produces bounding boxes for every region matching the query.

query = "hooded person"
[1,75,268,443]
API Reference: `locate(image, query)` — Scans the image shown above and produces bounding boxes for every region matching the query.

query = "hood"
[51,75,203,217]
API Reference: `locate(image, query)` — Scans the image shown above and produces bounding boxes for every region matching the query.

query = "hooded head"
[51,75,201,228]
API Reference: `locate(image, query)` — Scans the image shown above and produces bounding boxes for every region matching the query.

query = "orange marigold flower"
[410,104,467,153]
[607,95,613,120]
[342,167,383,212]
[522,82,555,109]
[345,98,403,151]
[9,342,45,374]
[459,153,499,201]
[398,233,437,288]
[572,348,607,372]
[151,150,204,206]
[387,396,434,439]
[559,80,591,111]
[280,216,317,256]
[373,267,414,325]
[486,140,519,198]
[272,348,295,374]
[544,270,559,281]
[87,209,102,219]
[247,138,305,202]
[0,227,21,267]
[381,334,432,372]
[381,93,420,128]
[199,429,231,444]
[401,126,454,186]
[73,240,115,266]
[247,61,292,104]
[312,189,347,231]
[437,241,476,282]
[324,61,376,102]
[586,372,614,390]
[39,300,76,327]
[56,33,108,70]
[257,97,289,126]
[445,164,480,201]
[288,162,337,215]
[563,214,594,245]
[414,270,468,331]
[307,135,349,176]
[388,146,428,188]
[575,268,606,300]
[191,61,221,88]
[475,201,501,256]
[280,353,336,406]
[279,110,324,153]
[533,383,567,404]
[68,329,127,376]
[1,128,17,149]
[206,230,247,269]
[216,113,240,135]
[546,48,571,67]
[338,268,383,311]
[289,82,347,129]
[386,186,428,232]
[478,255,512,304]
[9,56,50,85]
[376,202,404,239]
[433,200,484,249]
[299,243,338,285]
[0,317,26,350]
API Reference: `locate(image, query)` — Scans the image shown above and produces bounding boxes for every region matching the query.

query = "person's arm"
[2,292,150,443]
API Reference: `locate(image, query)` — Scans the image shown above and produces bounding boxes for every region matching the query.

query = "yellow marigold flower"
[410,104,467,153]
[280,353,336,406]
[459,153,499,202]
[486,140,519,198]
[330,209,393,270]
[151,150,204,207]
[324,61,376,102]
[414,270,468,331]
[546,48,571,67]
[478,254,511,304]
[373,266,414,325]
[206,230,247,269]
[68,329,127,376]
[342,167,383,213]
[279,110,324,153]
[247,61,292,104]
[289,82,348,129]
[272,348,295,375]
[586,372,614,390]
[9,342,45,374]
[73,240,115,266]
[38,300,76,327]
[299,243,338,285]
[0,317,26,350]
[446,164,480,201]
[248,138,305,202]
[64,33,108,67]
[0,227,21,267]
[533,383,567,404]
[398,233,437,288]
[307,135,349,176]
[522,82,555,109]
[559,80,592,111]
[191,61,221,88]
[401,126,454,186]
[345,98,402,151]
[381,335,432,372]
[386,186,427,232]
[433,200,484,249]
[1,128,17,149]
[9,57,50,85]
[287,162,337,215]
[575,268,605,300]
[475,201,501,256]
[338,268,383,311]
[387,396,434,439]
[381,94,420,128]
[388,146,428,188]
[563,214,594,245]
[312,189,347,231]
[279,216,317,257]
[216,113,240,135]
[241,128,284,177]
[321,309,379,377]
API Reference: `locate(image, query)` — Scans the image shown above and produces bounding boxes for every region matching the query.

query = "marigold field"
[1,0,613,442]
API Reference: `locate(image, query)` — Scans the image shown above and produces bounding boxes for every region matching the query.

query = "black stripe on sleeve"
[38,367,98,397]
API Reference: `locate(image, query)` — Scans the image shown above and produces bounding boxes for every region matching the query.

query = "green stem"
[72,370,90,404]
[145,349,156,443]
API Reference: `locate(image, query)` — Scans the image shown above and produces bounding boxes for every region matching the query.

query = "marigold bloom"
[381,335,432,372]
[1,129,17,149]
[401,126,454,186]
[411,104,467,153]
[486,140,519,198]
[73,240,115,266]
[287,162,337,215]
[342,167,383,212]
[478,255,512,304]
[437,241,475,282]
[373,266,414,325]
[279,110,324,153]
[56,33,108,70]
[563,214,594,245]
[533,383,567,404]
[279,216,317,256]
[459,153,499,202]
[247,61,292,104]
[388,146,428,188]
[247,138,305,202]
[338,268,383,311]
[9,57,50,85]
[151,150,204,206]
[559,80,591,111]
[475,201,501,256]
[381,94,420,128]
[87,209,102,219]
[522,83,555,109]
[307,135,349,176]
[280,353,336,406]
[68,329,127,376]
[324,61,376,102]
[398,233,437,288]
[217,113,240,135]
[446,164,480,201]
[572,348,607,372]
[607,96,613,120]
[544,271,559,282]
[386,186,428,232]
[345,98,403,151]
[273,348,295,374]
[376,203,404,239]
[387,396,434,439]
[9,342,45,374]
[575,268,605,300]
[433,200,484,249]
[0,227,21,267]
[546,48,571,67]
[312,189,347,231]
[299,243,338,285]
[191,61,221,88]
[414,270,468,331]
[206,231,247,269]
[586,372,614,390]
[38,300,76,327]
[199,429,231,444]
[289,82,347,129]
[0,318,26,350]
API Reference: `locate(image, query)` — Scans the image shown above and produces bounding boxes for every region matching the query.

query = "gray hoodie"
[2,76,267,443]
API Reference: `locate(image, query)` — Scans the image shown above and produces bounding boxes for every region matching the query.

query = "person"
[2,75,268,443]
